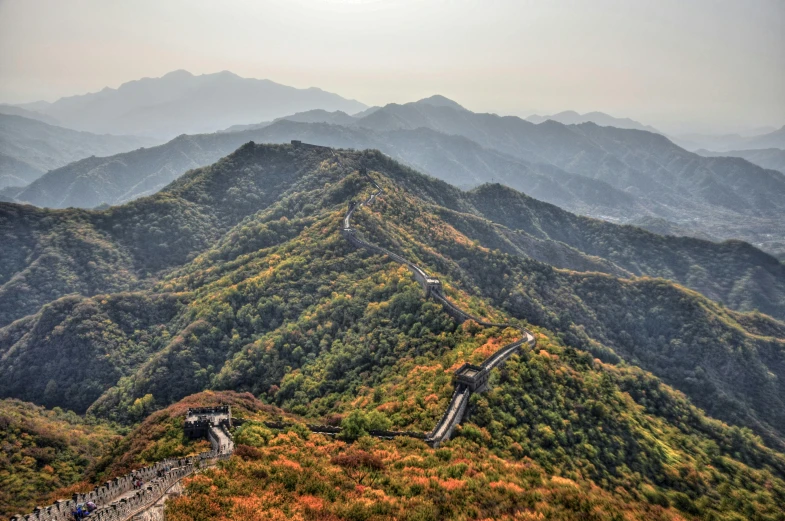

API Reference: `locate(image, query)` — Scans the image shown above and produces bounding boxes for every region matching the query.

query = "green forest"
[1,144,785,519]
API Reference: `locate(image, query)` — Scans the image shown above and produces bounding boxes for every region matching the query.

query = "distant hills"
[697,148,785,175]
[525,110,660,133]
[8,119,636,213]
[0,114,156,189]
[222,108,357,133]
[6,98,785,258]
[673,125,785,152]
[0,104,59,125]
[10,70,367,138]
[350,100,785,256]
[521,110,785,155]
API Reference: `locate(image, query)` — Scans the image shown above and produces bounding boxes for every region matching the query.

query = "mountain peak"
[415,95,466,111]
[553,110,581,117]
[161,69,194,79]
[210,70,241,79]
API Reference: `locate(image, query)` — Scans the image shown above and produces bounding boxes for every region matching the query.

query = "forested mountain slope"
[0,114,156,189]
[0,144,333,326]
[1,144,784,454]
[2,143,783,328]
[2,145,785,521]
[463,184,785,319]
[0,399,119,518]
[8,385,785,521]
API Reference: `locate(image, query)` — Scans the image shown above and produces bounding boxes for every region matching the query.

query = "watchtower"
[184,406,232,439]
[425,277,442,297]
[454,363,489,392]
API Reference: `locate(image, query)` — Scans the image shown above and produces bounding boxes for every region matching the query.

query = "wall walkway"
[12,409,233,521]
[334,149,537,446]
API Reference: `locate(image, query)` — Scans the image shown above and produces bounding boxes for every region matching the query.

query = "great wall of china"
[336,150,536,445]
[12,143,536,520]
[12,407,234,521]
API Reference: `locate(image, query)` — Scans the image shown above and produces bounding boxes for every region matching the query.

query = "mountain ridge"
[18,70,367,138]
[7,99,785,258]
[0,144,782,441]
[526,109,660,133]
[351,102,785,255]
[0,114,158,189]
[4,137,784,323]
[2,144,785,520]
[697,147,785,174]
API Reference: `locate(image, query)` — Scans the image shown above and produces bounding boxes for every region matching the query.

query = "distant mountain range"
[0,114,156,189]
[525,110,660,133]
[8,70,367,139]
[672,126,785,152]
[6,119,634,213]
[6,98,784,258]
[697,148,785,175]
[221,108,358,133]
[0,104,59,125]
[522,110,785,157]
[348,99,785,253]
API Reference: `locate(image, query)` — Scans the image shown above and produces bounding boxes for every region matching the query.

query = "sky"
[0,0,783,134]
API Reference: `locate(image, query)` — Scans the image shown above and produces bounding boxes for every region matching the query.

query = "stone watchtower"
[454,363,489,392]
[424,277,442,297]
[184,406,232,439]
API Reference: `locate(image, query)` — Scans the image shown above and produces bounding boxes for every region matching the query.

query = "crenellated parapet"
[11,407,234,521]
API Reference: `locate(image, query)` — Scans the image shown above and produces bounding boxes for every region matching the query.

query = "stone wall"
[335,150,537,447]
[11,412,233,521]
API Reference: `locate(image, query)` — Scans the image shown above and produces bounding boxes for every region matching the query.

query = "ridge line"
[332,147,536,446]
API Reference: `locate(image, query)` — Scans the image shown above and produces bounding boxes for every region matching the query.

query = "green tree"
[341,410,370,440]
[235,422,274,447]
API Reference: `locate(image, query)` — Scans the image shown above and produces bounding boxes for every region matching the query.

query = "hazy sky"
[0,0,783,133]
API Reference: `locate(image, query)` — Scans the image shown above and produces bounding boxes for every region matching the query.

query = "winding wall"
[335,149,536,446]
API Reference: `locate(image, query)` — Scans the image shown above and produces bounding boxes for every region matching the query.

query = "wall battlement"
[11,407,234,521]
